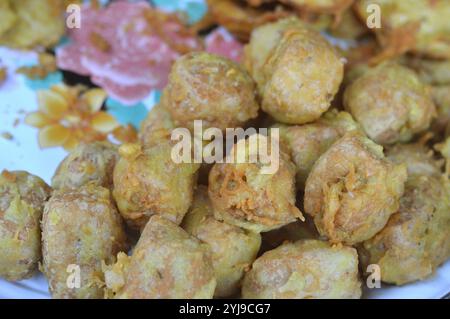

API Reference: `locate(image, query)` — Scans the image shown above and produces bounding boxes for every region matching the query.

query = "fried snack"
[42,184,127,299]
[435,136,450,176]
[52,142,119,190]
[139,104,175,148]
[386,142,444,178]
[242,239,361,299]
[279,0,354,24]
[139,104,215,186]
[182,186,261,297]
[244,17,304,90]
[246,0,276,6]
[406,58,450,86]
[113,142,200,230]
[304,131,407,245]
[275,110,360,188]
[0,0,16,36]
[162,52,259,132]
[344,62,436,145]
[0,0,65,49]
[399,57,450,132]
[354,0,450,61]
[0,170,51,281]
[104,215,216,299]
[329,8,368,39]
[253,18,344,124]
[208,134,303,233]
[431,85,450,133]
[360,175,450,285]
[206,0,289,42]
[261,216,320,253]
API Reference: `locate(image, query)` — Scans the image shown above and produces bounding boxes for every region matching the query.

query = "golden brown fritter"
[344,62,436,145]
[430,85,450,133]
[139,104,176,148]
[182,186,261,297]
[0,0,65,49]
[279,0,354,24]
[42,184,127,299]
[406,57,450,86]
[0,170,51,281]
[242,239,361,299]
[386,142,444,178]
[435,136,450,176]
[354,0,450,61]
[246,0,276,6]
[208,134,303,233]
[304,131,407,245]
[246,17,344,124]
[360,175,450,285]
[274,110,360,188]
[206,0,290,42]
[162,52,259,132]
[104,215,216,299]
[244,17,305,91]
[52,142,119,190]
[113,142,200,230]
[402,57,450,134]
[329,8,368,39]
[0,0,16,37]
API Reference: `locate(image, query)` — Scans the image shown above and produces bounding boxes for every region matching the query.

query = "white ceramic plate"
[1,263,449,299]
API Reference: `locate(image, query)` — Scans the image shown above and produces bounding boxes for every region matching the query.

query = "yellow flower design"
[25,84,120,151]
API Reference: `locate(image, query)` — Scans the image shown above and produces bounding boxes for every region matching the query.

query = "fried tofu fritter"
[242,239,362,299]
[0,170,51,281]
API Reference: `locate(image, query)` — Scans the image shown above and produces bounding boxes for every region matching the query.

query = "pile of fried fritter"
[1,0,449,299]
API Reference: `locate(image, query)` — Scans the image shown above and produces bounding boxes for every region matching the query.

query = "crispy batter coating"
[42,184,127,299]
[0,0,16,36]
[208,134,303,233]
[246,0,276,6]
[52,142,119,190]
[431,85,450,133]
[435,136,450,176]
[386,142,443,178]
[279,0,354,23]
[344,62,436,145]
[162,52,259,132]
[139,104,175,148]
[0,0,65,49]
[206,0,289,41]
[304,132,407,245]
[242,239,361,298]
[330,8,368,39]
[113,142,200,230]
[360,175,450,285]
[355,0,450,60]
[250,18,344,124]
[104,215,216,299]
[275,110,360,188]
[0,170,51,281]
[182,186,261,297]
[244,17,305,90]
[406,57,450,86]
